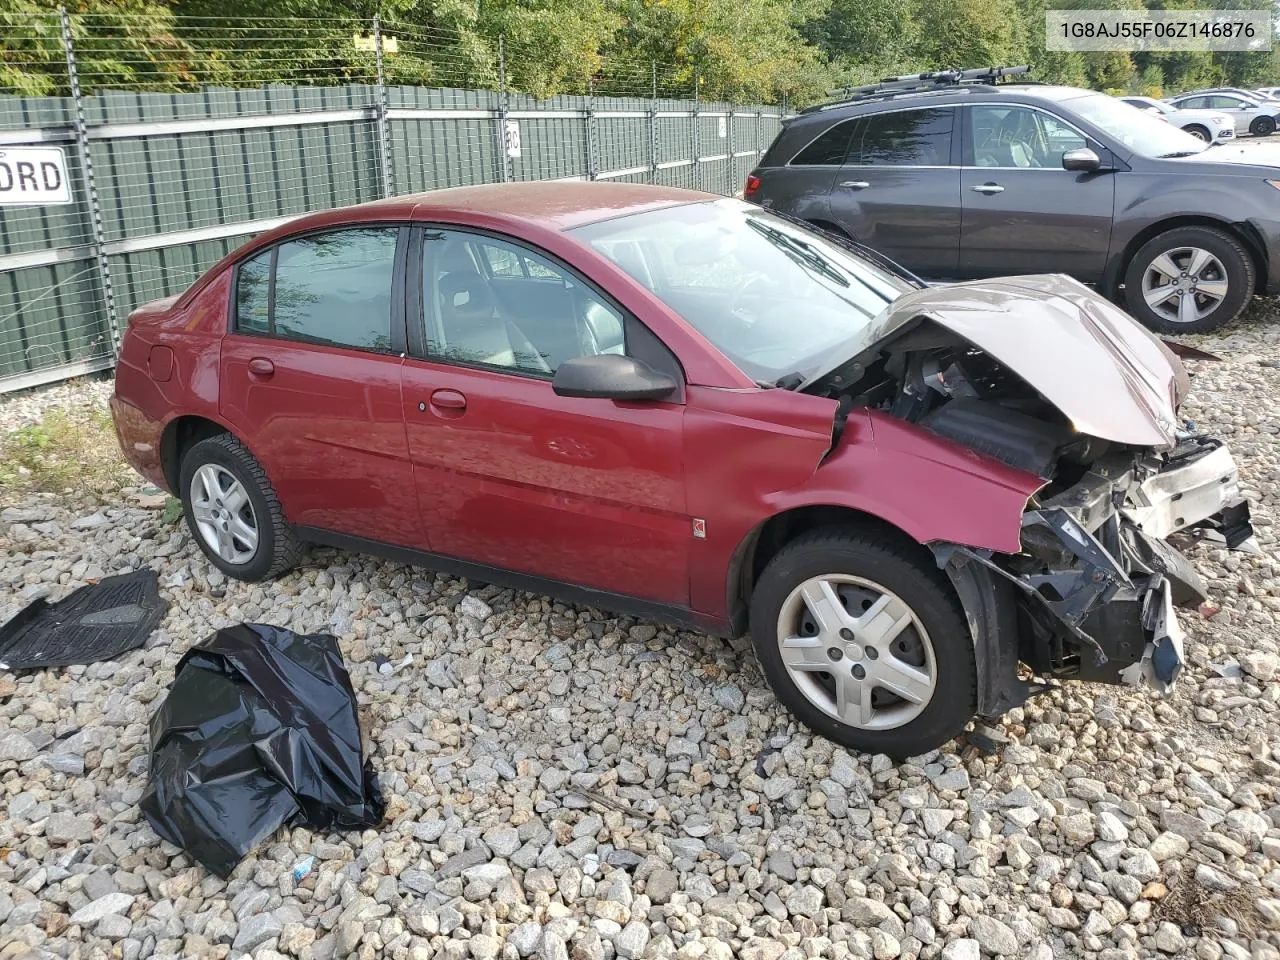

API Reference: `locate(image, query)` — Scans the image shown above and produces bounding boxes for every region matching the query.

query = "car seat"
[437,269,549,372]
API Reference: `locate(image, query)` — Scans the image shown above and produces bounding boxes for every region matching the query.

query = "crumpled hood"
[877,275,1189,447]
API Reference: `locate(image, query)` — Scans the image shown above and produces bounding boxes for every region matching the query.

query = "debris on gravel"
[4,304,1280,959]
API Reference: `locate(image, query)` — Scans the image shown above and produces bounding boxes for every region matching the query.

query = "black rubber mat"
[0,570,167,670]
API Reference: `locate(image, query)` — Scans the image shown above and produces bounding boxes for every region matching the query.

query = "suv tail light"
[744,174,761,199]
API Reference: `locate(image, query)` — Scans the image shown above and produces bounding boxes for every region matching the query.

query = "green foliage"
[1,0,1276,105]
[0,406,131,501]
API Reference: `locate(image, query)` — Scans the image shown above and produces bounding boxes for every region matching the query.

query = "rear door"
[825,106,961,279]
[958,104,1114,281]
[219,225,423,548]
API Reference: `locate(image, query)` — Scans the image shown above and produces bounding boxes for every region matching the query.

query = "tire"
[748,529,976,758]
[179,433,301,582]
[1122,226,1254,334]
[1182,124,1210,143]
[1251,116,1275,137]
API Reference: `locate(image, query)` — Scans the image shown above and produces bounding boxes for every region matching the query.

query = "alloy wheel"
[189,464,259,564]
[1141,246,1229,325]
[775,574,937,731]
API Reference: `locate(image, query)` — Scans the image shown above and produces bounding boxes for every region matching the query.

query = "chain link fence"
[0,10,787,393]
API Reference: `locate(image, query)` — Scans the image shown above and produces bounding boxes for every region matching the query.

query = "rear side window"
[235,250,271,334]
[790,119,859,165]
[853,108,953,166]
[233,227,399,352]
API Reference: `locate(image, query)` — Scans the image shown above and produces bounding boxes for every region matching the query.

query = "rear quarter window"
[789,118,859,165]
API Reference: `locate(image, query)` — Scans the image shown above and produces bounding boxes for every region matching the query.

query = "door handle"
[247,357,274,378]
[429,388,467,411]
[971,183,1005,195]
[837,180,870,189]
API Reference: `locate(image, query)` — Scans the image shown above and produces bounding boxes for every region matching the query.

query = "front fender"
[778,410,1045,554]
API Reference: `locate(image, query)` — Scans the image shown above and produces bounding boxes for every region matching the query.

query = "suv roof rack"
[803,65,1032,114]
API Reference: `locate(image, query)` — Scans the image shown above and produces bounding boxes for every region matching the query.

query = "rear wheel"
[1122,226,1253,334]
[179,434,301,582]
[1182,124,1210,143]
[1251,116,1275,136]
[749,530,976,758]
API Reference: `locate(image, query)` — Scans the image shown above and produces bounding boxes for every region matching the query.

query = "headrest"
[439,270,494,322]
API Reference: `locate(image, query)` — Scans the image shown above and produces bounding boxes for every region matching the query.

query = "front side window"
[572,198,915,386]
[970,106,1088,168]
[852,108,953,166]
[421,230,627,376]
[791,119,859,165]
[233,227,398,351]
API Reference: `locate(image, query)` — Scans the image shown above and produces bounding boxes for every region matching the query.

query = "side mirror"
[1062,147,1101,173]
[552,354,677,401]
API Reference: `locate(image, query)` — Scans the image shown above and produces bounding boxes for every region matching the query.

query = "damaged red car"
[111,182,1254,757]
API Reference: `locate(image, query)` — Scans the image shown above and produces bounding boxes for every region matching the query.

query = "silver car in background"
[1166,90,1280,137]
[1119,95,1234,144]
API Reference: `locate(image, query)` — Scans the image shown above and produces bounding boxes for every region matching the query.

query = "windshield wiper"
[1157,150,1202,158]
[747,219,850,287]
[774,372,805,390]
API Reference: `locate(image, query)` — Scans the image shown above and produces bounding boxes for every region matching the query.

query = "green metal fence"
[0,14,784,393]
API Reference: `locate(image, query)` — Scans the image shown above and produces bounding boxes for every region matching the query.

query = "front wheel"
[1182,124,1210,143]
[1251,116,1276,137]
[749,530,976,758]
[179,433,301,582]
[1122,226,1254,334]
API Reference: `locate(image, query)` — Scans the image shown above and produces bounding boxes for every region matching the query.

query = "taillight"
[744,174,761,199]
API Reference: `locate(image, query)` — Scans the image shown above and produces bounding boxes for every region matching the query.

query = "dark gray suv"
[746,71,1280,333]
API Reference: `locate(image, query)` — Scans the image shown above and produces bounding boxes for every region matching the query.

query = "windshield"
[1136,98,1173,115]
[571,199,915,385]
[1068,92,1208,158]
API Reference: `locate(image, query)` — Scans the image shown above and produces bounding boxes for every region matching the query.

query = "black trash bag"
[140,623,384,877]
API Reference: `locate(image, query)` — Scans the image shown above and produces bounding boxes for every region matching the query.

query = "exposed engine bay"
[805,316,1254,709]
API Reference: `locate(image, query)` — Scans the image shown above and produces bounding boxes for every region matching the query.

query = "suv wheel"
[1182,124,1210,142]
[1251,116,1276,136]
[179,433,301,581]
[1123,226,1253,334]
[749,530,975,758]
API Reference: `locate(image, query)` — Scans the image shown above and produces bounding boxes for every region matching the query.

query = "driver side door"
[958,104,1115,281]
[399,226,692,604]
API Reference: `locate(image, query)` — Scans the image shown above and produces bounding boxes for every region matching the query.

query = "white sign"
[718,116,727,138]
[0,147,72,205]
[504,120,521,158]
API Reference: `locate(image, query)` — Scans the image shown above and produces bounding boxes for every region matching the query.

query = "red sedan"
[112,182,1253,756]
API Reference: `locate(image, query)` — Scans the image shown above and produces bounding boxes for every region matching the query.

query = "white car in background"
[1166,91,1280,137]
[1257,86,1280,100]
[1119,95,1234,144]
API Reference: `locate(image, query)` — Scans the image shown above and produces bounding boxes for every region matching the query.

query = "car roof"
[274,181,716,235]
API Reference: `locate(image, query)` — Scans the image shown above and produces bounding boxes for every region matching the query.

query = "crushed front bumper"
[946,436,1252,703]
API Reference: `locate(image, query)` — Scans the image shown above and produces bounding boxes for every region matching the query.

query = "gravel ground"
[2,301,1280,960]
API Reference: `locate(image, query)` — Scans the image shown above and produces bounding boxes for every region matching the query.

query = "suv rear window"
[853,108,953,166]
[790,119,858,165]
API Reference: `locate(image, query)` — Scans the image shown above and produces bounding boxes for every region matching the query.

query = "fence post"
[726,106,734,196]
[59,6,119,361]
[691,72,700,191]
[648,61,658,185]
[373,16,394,197]
[496,35,512,182]
[585,77,598,181]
